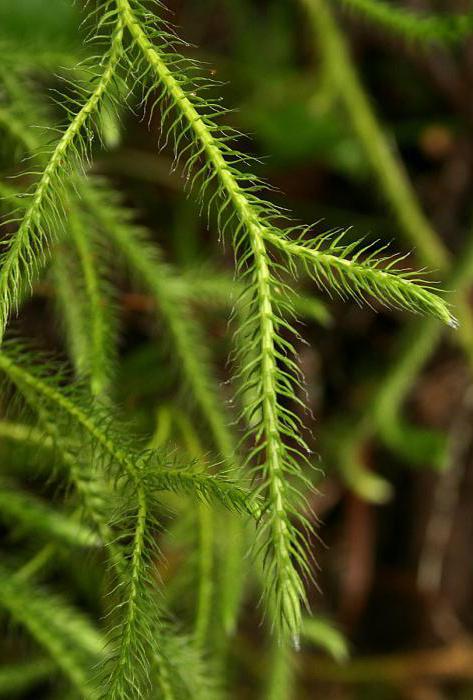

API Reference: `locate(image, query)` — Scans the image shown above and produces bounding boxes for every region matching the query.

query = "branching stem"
[117,0,302,634]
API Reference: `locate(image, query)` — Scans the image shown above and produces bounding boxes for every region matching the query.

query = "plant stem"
[302,0,448,269]
[117,0,306,635]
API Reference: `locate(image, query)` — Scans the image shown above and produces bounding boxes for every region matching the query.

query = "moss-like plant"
[0,1,467,697]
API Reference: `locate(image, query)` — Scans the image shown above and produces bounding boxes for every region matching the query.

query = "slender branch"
[0,15,124,342]
[116,0,308,636]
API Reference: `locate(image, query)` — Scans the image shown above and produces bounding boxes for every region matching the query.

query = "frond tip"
[265,229,457,328]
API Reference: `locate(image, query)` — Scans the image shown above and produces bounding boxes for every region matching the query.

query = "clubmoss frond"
[113,0,316,637]
[0,8,124,342]
[104,497,156,699]
[105,0,453,638]
[267,228,456,326]
[336,0,473,44]
[0,563,105,698]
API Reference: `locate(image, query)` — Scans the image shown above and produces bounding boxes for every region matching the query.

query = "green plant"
[335,0,473,45]
[0,1,467,698]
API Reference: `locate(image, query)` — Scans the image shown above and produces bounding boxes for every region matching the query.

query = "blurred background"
[2,0,473,698]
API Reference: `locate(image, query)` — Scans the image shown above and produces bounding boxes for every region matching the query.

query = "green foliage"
[0,659,54,698]
[0,7,124,343]
[0,0,467,697]
[336,0,473,45]
[0,479,100,548]
[66,205,118,397]
[0,563,105,698]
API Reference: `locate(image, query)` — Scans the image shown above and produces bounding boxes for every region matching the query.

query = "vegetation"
[0,0,472,698]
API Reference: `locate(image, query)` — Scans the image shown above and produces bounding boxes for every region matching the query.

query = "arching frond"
[267,229,456,325]
[0,9,125,342]
[108,0,455,639]
[113,0,316,638]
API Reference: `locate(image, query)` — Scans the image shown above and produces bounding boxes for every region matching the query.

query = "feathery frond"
[0,8,124,342]
[268,228,456,325]
[113,0,316,638]
[106,0,455,638]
